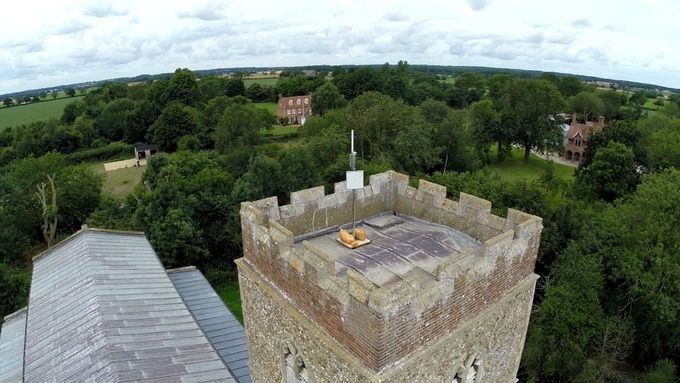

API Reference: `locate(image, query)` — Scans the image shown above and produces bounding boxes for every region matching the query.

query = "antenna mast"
[346,130,363,239]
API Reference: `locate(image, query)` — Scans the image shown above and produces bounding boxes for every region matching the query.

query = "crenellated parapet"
[238,170,542,371]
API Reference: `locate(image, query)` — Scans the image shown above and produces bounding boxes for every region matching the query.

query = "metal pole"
[350,130,356,239]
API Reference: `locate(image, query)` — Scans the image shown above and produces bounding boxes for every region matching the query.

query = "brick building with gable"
[277,95,312,125]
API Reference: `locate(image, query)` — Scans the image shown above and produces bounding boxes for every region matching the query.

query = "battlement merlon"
[239,170,543,313]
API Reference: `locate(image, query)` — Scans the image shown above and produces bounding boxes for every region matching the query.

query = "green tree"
[214,103,269,152]
[65,88,76,97]
[124,100,160,144]
[244,83,269,102]
[198,76,228,101]
[61,99,86,124]
[148,102,200,152]
[641,360,677,383]
[6,152,103,240]
[658,101,680,118]
[469,99,502,163]
[645,128,680,171]
[232,154,283,202]
[599,169,680,363]
[575,141,638,202]
[0,262,31,326]
[165,68,199,106]
[225,78,246,98]
[332,68,385,100]
[522,240,606,381]
[558,76,584,98]
[629,91,647,107]
[311,82,348,116]
[596,91,627,121]
[568,91,604,122]
[96,98,136,141]
[653,99,665,110]
[277,147,320,197]
[499,79,565,162]
[3,98,13,107]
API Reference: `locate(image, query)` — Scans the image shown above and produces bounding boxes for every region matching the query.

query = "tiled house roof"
[0,228,250,383]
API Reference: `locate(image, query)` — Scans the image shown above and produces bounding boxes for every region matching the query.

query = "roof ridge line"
[32,226,146,262]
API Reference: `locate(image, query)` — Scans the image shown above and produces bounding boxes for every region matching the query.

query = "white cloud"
[0,0,679,94]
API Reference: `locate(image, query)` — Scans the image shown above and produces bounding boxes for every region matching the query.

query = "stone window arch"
[452,354,482,383]
[288,100,293,106]
[281,339,309,383]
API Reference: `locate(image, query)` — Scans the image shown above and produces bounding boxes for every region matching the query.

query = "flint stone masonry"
[237,170,542,381]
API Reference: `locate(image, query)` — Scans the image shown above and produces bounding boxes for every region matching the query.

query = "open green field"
[0,96,84,129]
[88,161,145,199]
[643,98,667,111]
[254,101,277,115]
[218,284,243,324]
[481,148,575,182]
[244,78,278,87]
[265,125,299,136]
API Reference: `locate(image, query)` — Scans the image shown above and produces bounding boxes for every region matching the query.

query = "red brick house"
[276,95,312,125]
[564,115,605,162]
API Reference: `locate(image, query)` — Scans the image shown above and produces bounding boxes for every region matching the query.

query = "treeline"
[1,64,680,381]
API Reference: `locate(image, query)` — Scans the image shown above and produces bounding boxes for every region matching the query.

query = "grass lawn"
[264,125,299,136]
[482,148,575,182]
[0,96,85,129]
[254,101,277,115]
[643,98,667,111]
[88,161,146,199]
[218,284,243,324]
[244,78,278,87]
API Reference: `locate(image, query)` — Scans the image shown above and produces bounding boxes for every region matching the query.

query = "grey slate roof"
[168,269,251,383]
[0,307,27,383]
[21,229,237,383]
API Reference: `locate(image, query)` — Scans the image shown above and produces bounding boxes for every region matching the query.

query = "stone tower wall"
[237,170,542,377]
[238,258,537,383]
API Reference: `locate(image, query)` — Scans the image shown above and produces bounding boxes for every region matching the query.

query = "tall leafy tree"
[469,99,502,163]
[311,82,348,116]
[568,91,605,122]
[575,141,638,202]
[214,102,270,152]
[148,102,200,152]
[499,79,565,162]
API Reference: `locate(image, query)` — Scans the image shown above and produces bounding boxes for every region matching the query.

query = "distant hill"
[2,65,678,99]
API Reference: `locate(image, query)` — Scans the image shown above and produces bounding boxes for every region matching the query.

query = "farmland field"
[0,96,84,129]
[244,78,278,87]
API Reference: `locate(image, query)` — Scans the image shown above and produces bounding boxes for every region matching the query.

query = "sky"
[1,0,679,95]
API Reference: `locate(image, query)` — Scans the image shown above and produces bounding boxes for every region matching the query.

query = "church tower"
[236,171,542,382]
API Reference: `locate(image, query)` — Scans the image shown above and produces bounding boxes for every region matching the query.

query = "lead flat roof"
[296,213,482,288]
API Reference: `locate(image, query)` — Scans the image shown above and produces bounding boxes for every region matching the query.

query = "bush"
[642,360,677,383]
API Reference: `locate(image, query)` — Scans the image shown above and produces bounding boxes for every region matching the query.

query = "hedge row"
[66,142,133,164]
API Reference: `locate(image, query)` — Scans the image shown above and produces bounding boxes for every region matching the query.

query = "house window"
[297,99,302,105]
[292,109,296,114]
[453,356,481,383]
[282,341,308,383]
[287,110,291,115]
[575,139,582,147]
[288,100,293,106]
[304,98,309,105]
[297,108,301,114]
